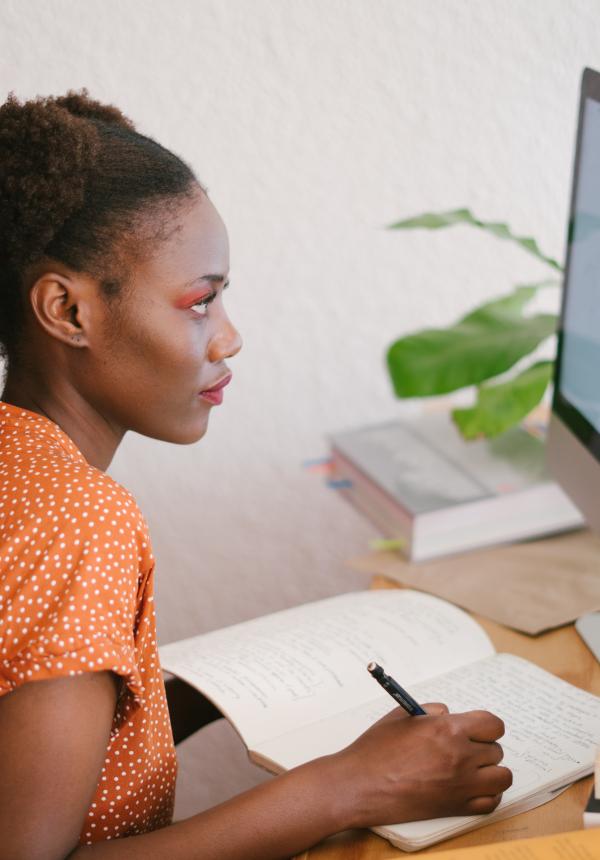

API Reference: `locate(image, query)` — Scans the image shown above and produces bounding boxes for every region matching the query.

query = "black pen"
[367,661,427,716]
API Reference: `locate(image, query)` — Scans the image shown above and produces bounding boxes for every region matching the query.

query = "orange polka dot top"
[0,402,177,844]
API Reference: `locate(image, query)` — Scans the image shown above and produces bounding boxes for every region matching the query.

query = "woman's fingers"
[422,702,449,716]
[472,740,504,767]
[465,793,504,815]
[473,764,513,796]
[457,710,506,742]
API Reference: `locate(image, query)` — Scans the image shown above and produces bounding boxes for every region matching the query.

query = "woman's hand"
[330,702,513,829]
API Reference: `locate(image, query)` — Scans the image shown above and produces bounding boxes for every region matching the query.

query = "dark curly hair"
[0,89,198,366]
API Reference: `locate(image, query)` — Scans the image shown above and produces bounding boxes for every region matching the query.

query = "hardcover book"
[329,412,584,561]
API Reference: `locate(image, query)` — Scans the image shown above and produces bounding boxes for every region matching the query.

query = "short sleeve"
[0,468,151,715]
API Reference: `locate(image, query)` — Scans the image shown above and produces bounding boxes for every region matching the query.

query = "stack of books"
[329,411,584,562]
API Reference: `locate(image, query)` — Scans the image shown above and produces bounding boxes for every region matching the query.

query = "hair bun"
[53,89,135,130]
[0,92,101,268]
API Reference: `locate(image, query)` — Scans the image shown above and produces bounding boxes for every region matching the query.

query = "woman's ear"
[28,271,95,348]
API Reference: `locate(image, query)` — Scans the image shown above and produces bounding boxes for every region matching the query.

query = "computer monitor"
[547,67,600,536]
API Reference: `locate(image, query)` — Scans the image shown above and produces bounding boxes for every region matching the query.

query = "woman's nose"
[207,314,243,362]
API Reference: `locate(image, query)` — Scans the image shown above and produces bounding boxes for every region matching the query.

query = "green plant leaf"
[526,278,562,290]
[459,279,560,329]
[387,302,557,397]
[460,283,545,325]
[387,208,562,271]
[452,360,554,439]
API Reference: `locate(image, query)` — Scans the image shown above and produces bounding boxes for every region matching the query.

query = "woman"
[0,91,512,860]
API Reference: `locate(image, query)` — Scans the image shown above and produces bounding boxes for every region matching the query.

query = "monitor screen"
[549,68,600,649]
[554,78,600,463]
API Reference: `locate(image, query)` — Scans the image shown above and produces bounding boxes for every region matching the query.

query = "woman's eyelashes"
[189,282,229,318]
[190,290,217,317]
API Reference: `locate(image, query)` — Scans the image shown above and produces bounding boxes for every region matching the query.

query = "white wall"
[2,0,598,817]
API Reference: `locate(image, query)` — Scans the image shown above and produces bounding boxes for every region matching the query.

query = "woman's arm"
[0,672,119,860]
[164,675,222,744]
[72,704,510,860]
[0,674,511,860]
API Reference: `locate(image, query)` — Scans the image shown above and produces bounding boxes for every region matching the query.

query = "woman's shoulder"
[0,451,154,705]
[1,442,150,548]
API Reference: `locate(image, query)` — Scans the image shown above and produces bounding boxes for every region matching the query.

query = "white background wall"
[2,0,599,818]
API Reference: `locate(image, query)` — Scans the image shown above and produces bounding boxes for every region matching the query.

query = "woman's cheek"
[174,323,210,369]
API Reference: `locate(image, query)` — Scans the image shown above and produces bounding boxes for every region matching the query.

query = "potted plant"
[386,209,562,439]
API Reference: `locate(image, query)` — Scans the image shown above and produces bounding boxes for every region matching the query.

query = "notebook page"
[159,589,493,748]
[253,654,600,847]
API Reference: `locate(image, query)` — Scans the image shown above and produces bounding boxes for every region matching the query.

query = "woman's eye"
[190,294,216,317]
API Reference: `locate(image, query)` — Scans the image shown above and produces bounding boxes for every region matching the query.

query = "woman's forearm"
[70,756,346,860]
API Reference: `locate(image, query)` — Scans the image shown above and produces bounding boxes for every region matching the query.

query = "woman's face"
[78,188,242,444]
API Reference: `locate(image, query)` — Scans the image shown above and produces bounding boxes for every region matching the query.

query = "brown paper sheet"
[348,530,600,635]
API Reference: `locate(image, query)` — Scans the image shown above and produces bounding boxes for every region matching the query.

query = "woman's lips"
[199,373,232,405]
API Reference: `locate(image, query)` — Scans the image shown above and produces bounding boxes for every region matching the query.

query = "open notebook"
[159,590,600,852]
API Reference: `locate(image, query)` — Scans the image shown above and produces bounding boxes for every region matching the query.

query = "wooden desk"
[295,575,600,859]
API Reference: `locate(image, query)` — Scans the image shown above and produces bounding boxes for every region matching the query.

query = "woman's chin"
[148,414,211,445]
[176,418,210,445]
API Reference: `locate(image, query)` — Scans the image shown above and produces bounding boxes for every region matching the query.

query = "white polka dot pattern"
[0,402,177,844]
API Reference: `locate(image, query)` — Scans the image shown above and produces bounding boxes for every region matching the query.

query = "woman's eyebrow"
[190,274,227,285]
[174,274,227,295]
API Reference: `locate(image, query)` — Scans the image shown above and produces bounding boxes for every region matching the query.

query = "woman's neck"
[2,371,125,471]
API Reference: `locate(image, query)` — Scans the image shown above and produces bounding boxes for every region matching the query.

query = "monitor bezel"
[553,67,600,464]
